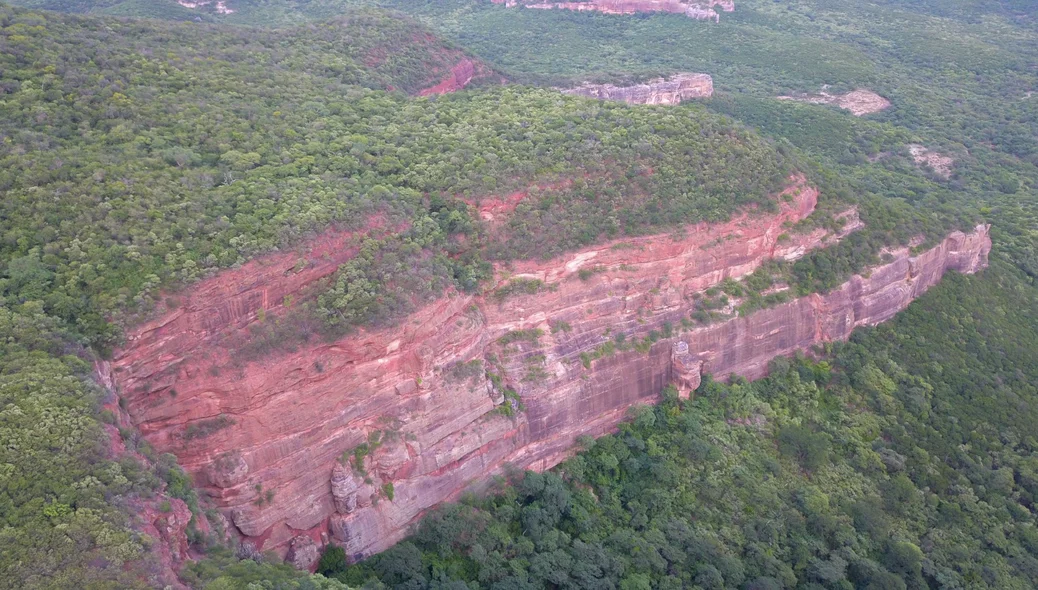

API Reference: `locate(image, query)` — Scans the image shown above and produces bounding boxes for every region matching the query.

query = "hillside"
[18,0,1032,267]
[2,1,1038,589]
[0,4,899,588]
[252,0,1037,270]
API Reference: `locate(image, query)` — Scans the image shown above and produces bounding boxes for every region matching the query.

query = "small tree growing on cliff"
[317,546,348,577]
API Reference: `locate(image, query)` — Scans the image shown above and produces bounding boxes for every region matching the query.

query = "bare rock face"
[108,175,990,564]
[331,464,362,514]
[95,364,212,589]
[778,88,891,116]
[418,58,485,96]
[176,0,233,15]
[563,73,713,105]
[907,144,955,178]
[491,0,734,21]
[133,497,193,589]
[287,535,321,570]
[207,452,249,488]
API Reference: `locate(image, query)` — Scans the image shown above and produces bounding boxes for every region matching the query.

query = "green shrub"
[183,415,235,441]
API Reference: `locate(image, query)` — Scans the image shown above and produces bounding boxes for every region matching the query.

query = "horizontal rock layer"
[491,0,734,21]
[109,178,989,562]
[563,73,713,105]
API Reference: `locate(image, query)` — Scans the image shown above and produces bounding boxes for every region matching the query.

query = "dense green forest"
[333,0,1038,266]
[14,0,1032,268]
[1,0,1038,588]
[0,4,820,349]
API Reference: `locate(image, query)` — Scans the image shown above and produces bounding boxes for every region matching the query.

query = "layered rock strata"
[563,73,713,105]
[109,179,989,563]
[491,0,734,21]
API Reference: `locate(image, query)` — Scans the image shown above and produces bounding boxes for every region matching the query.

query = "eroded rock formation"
[108,178,989,564]
[563,73,713,105]
[490,0,734,22]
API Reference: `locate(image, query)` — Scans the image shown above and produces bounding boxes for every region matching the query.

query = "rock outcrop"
[96,361,220,589]
[491,0,734,22]
[176,0,234,15]
[907,144,955,179]
[418,58,480,96]
[563,73,713,105]
[108,177,989,564]
[778,89,891,116]
[286,535,321,570]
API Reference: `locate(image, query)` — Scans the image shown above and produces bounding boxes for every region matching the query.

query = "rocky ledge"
[491,0,734,22]
[563,73,713,105]
[106,178,989,566]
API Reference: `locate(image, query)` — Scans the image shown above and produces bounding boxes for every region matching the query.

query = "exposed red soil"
[418,58,479,96]
[465,178,576,222]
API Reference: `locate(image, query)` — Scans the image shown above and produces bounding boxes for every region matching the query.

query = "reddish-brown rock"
[96,361,217,588]
[108,176,989,563]
[563,73,713,104]
[133,496,193,589]
[286,534,321,570]
[418,58,479,96]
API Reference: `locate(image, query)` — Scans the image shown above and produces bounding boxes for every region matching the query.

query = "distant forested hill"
[15,0,1033,270]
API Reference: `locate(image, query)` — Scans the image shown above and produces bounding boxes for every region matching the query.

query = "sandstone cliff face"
[108,178,989,563]
[563,73,713,105]
[491,0,734,21]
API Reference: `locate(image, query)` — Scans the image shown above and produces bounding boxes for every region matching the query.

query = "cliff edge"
[563,73,713,105]
[490,0,735,21]
[107,179,989,565]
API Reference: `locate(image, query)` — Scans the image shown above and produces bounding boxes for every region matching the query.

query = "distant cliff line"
[106,178,989,566]
[490,0,735,22]
[562,73,714,105]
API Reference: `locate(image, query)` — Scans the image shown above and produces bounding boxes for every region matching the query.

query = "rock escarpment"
[108,179,989,564]
[491,0,734,22]
[563,73,713,105]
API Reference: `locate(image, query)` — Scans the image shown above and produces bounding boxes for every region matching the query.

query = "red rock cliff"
[109,181,989,565]
[563,73,713,105]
